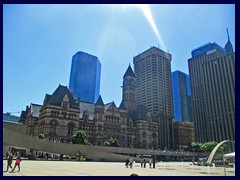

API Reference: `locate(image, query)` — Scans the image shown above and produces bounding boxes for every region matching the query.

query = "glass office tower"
[69,51,101,103]
[172,70,191,122]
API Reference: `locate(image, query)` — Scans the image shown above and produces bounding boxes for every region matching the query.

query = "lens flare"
[123,4,166,50]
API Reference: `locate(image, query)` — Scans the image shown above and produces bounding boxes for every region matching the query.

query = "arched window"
[68,124,74,135]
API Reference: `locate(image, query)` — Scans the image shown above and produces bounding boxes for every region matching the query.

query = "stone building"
[173,121,195,150]
[19,66,158,148]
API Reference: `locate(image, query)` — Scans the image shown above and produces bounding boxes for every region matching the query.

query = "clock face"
[129,78,135,85]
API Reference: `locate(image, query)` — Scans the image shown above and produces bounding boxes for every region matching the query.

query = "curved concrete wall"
[3,122,208,161]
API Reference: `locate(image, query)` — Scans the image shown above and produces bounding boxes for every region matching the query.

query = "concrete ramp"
[3,122,136,161]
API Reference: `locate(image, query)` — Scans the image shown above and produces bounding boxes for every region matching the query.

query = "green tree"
[38,133,45,139]
[199,141,228,153]
[200,141,218,152]
[71,130,88,145]
[104,137,120,147]
[191,142,202,152]
[218,143,228,153]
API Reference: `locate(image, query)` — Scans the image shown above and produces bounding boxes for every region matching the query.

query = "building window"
[83,111,89,120]
[62,101,68,110]
[142,131,146,138]
[68,124,74,135]
[49,121,57,134]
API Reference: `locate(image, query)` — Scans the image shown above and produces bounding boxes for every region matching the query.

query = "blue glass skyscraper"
[69,51,101,103]
[172,70,191,122]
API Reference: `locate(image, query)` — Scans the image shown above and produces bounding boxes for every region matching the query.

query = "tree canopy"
[103,137,120,147]
[71,130,88,145]
[190,141,228,153]
[38,133,45,139]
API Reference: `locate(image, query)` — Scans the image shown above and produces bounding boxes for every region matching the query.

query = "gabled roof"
[119,101,127,111]
[104,101,117,112]
[45,85,79,109]
[19,110,28,121]
[95,95,104,106]
[43,94,52,105]
[80,100,95,120]
[30,103,42,117]
[123,64,135,78]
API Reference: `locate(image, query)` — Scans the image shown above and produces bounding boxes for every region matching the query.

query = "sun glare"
[121,4,166,50]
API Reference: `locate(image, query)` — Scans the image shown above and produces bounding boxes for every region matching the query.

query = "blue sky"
[3,4,235,115]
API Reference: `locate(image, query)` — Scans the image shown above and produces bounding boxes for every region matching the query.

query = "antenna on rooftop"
[226,28,230,41]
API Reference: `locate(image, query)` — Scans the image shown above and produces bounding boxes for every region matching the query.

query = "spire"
[123,64,135,78]
[224,28,234,55]
[95,95,104,106]
[226,28,230,41]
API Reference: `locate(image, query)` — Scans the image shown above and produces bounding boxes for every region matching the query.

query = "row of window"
[51,111,77,119]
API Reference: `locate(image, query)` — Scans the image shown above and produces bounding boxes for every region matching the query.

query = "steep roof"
[95,95,104,106]
[43,94,52,105]
[19,110,28,121]
[104,101,117,112]
[123,64,135,78]
[45,85,79,109]
[119,101,127,111]
[79,100,95,120]
[30,103,42,117]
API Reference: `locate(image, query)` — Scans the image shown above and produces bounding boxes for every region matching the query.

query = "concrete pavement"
[3,160,235,176]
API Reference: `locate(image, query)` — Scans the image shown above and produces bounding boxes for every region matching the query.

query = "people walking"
[149,157,152,168]
[6,153,13,171]
[125,158,130,168]
[140,157,144,168]
[11,156,21,172]
[129,157,134,168]
[152,157,156,168]
[143,158,146,168]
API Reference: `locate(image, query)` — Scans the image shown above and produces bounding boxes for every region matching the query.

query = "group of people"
[6,151,22,173]
[140,157,156,168]
[125,157,134,168]
[125,156,156,169]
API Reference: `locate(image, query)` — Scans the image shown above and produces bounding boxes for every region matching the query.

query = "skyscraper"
[172,70,191,122]
[188,31,235,150]
[133,46,174,148]
[69,52,101,103]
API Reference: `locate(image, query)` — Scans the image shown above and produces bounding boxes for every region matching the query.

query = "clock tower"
[122,64,136,112]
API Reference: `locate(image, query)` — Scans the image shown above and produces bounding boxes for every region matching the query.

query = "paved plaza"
[3,160,235,176]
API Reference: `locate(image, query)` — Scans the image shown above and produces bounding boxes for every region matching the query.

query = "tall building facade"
[69,51,101,103]
[133,46,174,149]
[172,70,191,122]
[188,33,235,150]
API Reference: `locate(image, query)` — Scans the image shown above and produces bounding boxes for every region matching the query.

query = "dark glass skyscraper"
[172,70,191,122]
[188,31,235,150]
[69,51,101,103]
